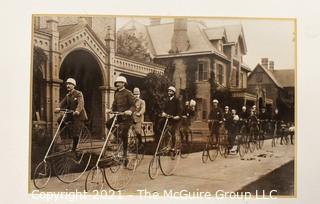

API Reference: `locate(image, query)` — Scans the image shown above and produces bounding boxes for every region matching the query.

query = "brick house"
[118,18,257,122]
[247,58,295,121]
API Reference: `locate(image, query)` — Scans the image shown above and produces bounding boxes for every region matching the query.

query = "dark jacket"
[163,96,181,117]
[112,88,136,120]
[223,111,233,130]
[208,107,223,121]
[259,111,269,120]
[59,89,88,121]
[239,110,250,120]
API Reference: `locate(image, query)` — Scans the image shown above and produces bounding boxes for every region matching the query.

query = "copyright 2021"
[31,189,124,201]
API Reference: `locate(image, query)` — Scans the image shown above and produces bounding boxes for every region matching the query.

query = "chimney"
[269,61,274,71]
[261,58,269,69]
[150,17,161,26]
[170,18,190,53]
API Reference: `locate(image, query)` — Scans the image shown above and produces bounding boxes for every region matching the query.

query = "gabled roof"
[273,69,295,87]
[118,20,248,62]
[38,22,106,49]
[249,64,283,88]
[146,21,214,56]
[224,24,247,54]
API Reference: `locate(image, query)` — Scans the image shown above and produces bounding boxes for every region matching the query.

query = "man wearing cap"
[208,99,223,143]
[132,87,146,149]
[180,100,195,143]
[161,86,181,148]
[259,107,269,138]
[55,78,88,151]
[106,76,135,162]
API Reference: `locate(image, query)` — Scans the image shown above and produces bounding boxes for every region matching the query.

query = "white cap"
[133,87,140,95]
[168,86,176,93]
[114,76,127,85]
[190,99,196,106]
[66,78,76,86]
[212,99,219,103]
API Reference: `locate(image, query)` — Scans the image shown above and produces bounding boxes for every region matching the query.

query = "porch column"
[46,17,62,136]
[100,86,115,137]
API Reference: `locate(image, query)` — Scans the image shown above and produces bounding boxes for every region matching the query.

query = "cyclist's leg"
[134,122,143,146]
[71,118,83,151]
[169,121,179,149]
[119,122,132,158]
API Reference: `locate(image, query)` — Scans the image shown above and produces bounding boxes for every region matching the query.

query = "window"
[197,62,208,81]
[231,68,237,87]
[216,64,224,85]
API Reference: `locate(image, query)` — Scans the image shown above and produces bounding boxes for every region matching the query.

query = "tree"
[184,58,197,101]
[142,73,172,140]
[116,31,151,62]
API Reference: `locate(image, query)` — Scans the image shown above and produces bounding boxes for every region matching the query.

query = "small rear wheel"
[33,161,52,189]
[85,167,107,192]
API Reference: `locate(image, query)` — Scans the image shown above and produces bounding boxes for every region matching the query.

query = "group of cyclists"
[208,98,294,154]
[33,75,295,190]
[55,75,294,158]
[55,76,196,163]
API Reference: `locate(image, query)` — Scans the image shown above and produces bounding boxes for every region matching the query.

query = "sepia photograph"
[29,14,296,198]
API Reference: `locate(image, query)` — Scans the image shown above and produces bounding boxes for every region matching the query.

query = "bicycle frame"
[42,109,72,162]
[153,116,170,157]
[95,112,121,168]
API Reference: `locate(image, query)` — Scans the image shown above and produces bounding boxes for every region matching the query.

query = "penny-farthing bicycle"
[85,112,138,191]
[202,120,219,163]
[33,109,92,189]
[148,114,181,179]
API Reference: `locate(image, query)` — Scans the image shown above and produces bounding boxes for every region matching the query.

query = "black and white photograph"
[29,14,296,197]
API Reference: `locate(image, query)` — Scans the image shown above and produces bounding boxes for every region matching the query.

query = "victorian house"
[118,18,257,121]
[247,58,295,121]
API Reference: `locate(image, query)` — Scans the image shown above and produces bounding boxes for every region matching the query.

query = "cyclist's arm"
[75,91,85,114]
[138,100,146,115]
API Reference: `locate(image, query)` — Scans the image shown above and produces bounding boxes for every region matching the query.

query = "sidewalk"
[31,139,295,196]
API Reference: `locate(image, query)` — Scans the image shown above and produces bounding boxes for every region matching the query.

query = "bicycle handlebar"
[57,109,74,114]
[108,111,126,115]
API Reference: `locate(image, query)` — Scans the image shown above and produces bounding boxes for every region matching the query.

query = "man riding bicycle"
[105,76,136,164]
[208,99,223,143]
[248,109,259,140]
[160,86,181,150]
[55,78,88,152]
[180,100,196,142]
[259,107,270,135]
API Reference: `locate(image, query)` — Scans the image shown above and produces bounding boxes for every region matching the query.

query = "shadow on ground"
[237,160,294,196]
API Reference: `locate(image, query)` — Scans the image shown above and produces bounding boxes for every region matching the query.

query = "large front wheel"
[208,136,218,161]
[180,128,193,159]
[52,126,92,183]
[158,128,180,176]
[148,156,160,179]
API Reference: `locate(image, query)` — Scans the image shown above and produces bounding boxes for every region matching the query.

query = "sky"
[116,17,295,70]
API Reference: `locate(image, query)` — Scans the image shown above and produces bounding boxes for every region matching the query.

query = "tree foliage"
[116,31,151,61]
[184,58,197,101]
[142,73,172,139]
